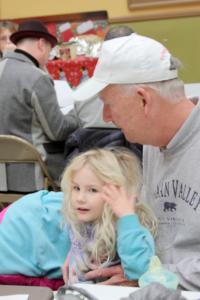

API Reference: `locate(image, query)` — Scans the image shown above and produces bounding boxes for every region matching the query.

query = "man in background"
[0,20,78,192]
[73,25,135,128]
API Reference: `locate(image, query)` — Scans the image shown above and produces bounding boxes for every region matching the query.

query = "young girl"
[0,21,18,58]
[61,147,157,284]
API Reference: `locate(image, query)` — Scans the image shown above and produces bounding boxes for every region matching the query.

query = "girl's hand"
[85,265,138,286]
[101,184,136,218]
[61,255,70,284]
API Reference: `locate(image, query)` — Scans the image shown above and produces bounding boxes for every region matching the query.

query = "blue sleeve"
[117,214,155,280]
[0,190,70,279]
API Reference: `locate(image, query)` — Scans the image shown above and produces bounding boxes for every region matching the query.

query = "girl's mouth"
[77,208,89,213]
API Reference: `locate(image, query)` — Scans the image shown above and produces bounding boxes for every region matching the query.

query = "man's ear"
[37,38,45,51]
[136,87,152,116]
[37,38,42,50]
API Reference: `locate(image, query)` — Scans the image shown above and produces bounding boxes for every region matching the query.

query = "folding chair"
[0,285,54,300]
[0,135,59,207]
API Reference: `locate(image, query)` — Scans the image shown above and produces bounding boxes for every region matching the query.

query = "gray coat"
[0,51,78,191]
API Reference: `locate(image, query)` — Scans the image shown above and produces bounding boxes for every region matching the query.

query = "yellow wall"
[0,0,132,20]
[0,0,199,83]
[124,16,200,83]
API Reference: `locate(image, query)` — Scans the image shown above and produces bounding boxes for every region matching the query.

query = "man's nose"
[103,105,112,122]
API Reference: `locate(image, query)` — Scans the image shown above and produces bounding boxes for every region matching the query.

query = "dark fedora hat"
[10,19,57,47]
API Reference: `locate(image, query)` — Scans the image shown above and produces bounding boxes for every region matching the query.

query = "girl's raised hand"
[101,184,136,218]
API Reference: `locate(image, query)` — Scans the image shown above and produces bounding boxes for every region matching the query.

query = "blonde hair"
[0,21,18,56]
[0,21,18,34]
[61,147,157,271]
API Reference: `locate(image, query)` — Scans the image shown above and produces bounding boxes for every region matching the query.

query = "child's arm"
[102,184,155,280]
[117,214,155,280]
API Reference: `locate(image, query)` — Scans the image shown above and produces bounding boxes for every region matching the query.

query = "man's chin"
[122,130,135,143]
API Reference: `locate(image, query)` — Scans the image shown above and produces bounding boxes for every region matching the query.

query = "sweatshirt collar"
[161,99,199,154]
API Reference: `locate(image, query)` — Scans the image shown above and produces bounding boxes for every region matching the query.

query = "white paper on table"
[74,284,200,300]
[0,295,28,300]
[54,80,74,114]
[75,284,137,300]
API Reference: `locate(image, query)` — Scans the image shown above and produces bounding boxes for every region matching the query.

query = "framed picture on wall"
[127,0,200,20]
[13,10,108,43]
[128,0,199,9]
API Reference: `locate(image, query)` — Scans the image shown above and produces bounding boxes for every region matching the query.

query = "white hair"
[142,78,185,102]
[119,77,185,104]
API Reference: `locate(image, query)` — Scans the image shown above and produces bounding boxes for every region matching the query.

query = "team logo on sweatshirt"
[163,202,177,212]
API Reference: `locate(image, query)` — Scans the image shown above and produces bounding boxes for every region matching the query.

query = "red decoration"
[47,57,98,87]
[60,28,73,42]
[46,23,57,38]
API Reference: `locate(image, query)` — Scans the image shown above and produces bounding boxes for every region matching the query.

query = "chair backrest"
[0,285,54,300]
[0,135,58,191]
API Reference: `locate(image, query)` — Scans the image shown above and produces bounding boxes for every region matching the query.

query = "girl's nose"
[76,191,86,203]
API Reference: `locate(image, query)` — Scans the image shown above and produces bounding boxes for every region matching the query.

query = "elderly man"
[0,20,78,191]
[73,34,199,291]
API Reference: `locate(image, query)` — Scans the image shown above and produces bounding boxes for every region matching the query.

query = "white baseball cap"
[73,33,178,101]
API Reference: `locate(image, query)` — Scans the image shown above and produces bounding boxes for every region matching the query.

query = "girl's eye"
[89,188,98,193]
[73,185,80,191]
